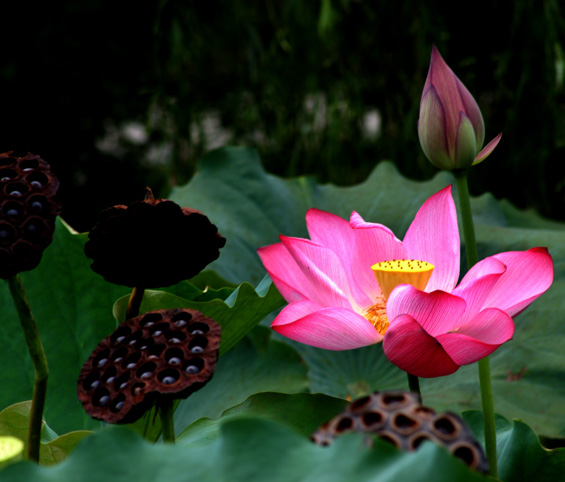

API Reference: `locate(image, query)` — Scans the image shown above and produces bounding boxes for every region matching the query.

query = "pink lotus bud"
[418,46,502,170]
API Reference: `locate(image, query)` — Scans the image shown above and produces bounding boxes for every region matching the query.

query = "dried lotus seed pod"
[84,189,226,288]
[311,391,488,473]
[77,308,221,424]
[0,151,61,278]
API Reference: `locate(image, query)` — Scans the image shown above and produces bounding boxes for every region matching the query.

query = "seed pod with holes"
[0,151,61,278]
[84,189,226,288]
[77,308,221,424]
[311,391,488,473]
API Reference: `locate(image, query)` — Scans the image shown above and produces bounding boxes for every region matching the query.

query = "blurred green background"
[1,0,564,232]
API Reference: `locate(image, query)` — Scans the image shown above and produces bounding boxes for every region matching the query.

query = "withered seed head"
[311,391,489,473]
[0,151,61,278]
[77,308,221,424]
[84,190,226,288]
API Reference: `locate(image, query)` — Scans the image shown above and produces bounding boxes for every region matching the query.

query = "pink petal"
[436,334,504,366]
[418,86,452,168]
[402,186,460,292]
[452,257,507,324]
[257,242,321,303]
[436,309,513,366]
[427,46,467,154]
[383,314,460,377]
[486,248,554,317]
[455,76,485,148]
[280,236,361,310]
[387,284,466,336]
[306,208,354,266]
[306,209,372,308]
[456,256,507,286]
[455,308,515,344]
[349,211,407,301]
[272,300,382,350]
[473,133,502,165]
[454,111,479,168]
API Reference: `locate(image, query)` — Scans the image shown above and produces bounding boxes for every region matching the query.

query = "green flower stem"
[159,399,175,443]
[407,373,422,402]
[8,275,48,463]
[126,286,145,320]
[454,169,497,478]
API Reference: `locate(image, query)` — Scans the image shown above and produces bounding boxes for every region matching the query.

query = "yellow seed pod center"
[371,259,435,298]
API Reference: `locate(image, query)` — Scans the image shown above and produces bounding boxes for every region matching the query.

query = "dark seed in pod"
[30,181,42,188]
[119,382,128,390]
[170,338,181,344]
[147,355,158,360]
[1,177,10,182]
[115,401,124,411]
[140,345,148,350]
[168,357,181,365]
[23,168,34,172]
[144,321,154,327]
[7,209,20,217]
[10,191,22,197]
[0,229,11,240]
[191,346,204,354]
[31,201,43,211]
[116,336,125,343]
[161,376,176,385]
[114,357,123,362]
[153,330,162,336]
[90,380,100,389]
[98,395,110,406]
[175,319,187,327]
[191,330,204,335]
[106,376,115,384]
[186,365,201,374]
[140,372,152,379]
[128,339,136,345]
[97,358,108,368]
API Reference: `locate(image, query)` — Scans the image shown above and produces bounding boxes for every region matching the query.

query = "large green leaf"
[178,391,347,445]
[5,393,561,482]
[169,147,565,438]
[0,417,487,482]
[0,220,130,434]
[173,326,309,433]
[0,212,283,435]
[463,411,565,482]
[113,275,284,356]
[0,402,90,465]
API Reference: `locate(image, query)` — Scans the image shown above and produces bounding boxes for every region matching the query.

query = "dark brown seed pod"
[0,151,61,278]
[77,308,221,424]
[84,189,226,288]
[311,391,488,473]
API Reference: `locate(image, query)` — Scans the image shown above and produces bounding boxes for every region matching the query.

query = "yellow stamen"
[371,259,435,298]
[363,259,435,336]
[363,295,389,335]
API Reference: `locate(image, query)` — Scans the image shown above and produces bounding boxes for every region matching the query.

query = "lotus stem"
[407,373,422,402]
[7,274,48,463]
[126,286,145,320]
[159,399,175,443]
[454,169,497,478]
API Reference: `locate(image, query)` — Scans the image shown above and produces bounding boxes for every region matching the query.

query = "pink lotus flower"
[418,46,502,170]
[257,187,553,377]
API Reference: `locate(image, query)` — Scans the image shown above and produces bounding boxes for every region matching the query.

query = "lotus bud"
[418,46,502,170]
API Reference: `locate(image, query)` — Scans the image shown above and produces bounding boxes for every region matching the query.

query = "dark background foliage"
[1,0,563,232]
